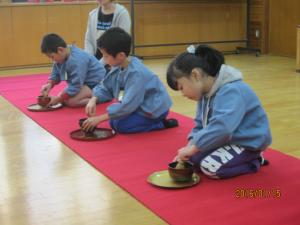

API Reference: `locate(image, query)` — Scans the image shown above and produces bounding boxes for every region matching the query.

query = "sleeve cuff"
[187,136,193,141]
[47,80,59,88]
[60,92,70,101]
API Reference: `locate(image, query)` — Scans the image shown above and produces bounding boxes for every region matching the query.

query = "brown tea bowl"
[79,118,96,137]
[168,161,194,182]
[37,95,51,107]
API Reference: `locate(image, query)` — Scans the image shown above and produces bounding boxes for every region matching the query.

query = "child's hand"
[177,145,198,161]
[48,96,62,106]
[41,83,52,97]
[172,155,180,162]
[82,116,101,131]
[85,97,97,116]
[82,113,110,131]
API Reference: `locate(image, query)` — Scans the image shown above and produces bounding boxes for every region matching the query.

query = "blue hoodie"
[189,64,272,152]
[49,45,106,97]
[92,56,172,119]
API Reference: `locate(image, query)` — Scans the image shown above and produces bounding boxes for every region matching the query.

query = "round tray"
[70,128,116,141]
[27,103,63,112]
[147,170,200,189]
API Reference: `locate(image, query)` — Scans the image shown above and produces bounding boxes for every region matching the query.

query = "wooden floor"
[0,54,299,225]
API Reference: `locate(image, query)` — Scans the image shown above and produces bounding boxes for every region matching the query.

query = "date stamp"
[235,188,281,199]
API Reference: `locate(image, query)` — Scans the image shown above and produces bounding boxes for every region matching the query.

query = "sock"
[163,118,179,129]
[258,156,270,166]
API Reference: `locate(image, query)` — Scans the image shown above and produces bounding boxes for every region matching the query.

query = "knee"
[64,99,77,108]
[110,120,128,133]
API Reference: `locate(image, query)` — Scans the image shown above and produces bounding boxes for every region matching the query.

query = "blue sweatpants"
[109,111,168,133]
[189,145,262,179]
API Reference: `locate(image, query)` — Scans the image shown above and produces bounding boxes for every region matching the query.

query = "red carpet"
[1,74,300,225]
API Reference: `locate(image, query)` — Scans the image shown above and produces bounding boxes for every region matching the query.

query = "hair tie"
[186,45,196,54]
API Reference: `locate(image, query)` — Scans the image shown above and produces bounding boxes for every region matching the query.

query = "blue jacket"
[93,56,172,119]
[49,45,105,97]
[189,65,272,152]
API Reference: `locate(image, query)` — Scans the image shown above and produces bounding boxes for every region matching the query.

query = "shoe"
[258,156,269,166]
[163,118,179,129]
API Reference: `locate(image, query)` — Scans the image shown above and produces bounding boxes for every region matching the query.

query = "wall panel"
[0,1,247,68]
[47,5,82,45]
[11,6,48,66]
[0,7,13,67]
[269,0,300,57]
[134,1,246,57]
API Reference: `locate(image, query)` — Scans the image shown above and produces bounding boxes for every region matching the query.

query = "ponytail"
[166,45,224,90]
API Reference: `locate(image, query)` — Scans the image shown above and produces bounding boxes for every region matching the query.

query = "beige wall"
[0,2,97,68]
[133,0,246,57]
[269,0,300,57]
[0,0,247,68]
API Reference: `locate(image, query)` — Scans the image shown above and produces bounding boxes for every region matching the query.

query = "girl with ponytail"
[167,45,271,179]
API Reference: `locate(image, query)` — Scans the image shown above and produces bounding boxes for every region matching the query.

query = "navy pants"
[109,111,168,133]
[189,145,262,179]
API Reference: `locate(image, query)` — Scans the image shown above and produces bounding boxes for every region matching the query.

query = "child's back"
[94,56,171,119]
[52,45,105,92]
[189,64,271,153]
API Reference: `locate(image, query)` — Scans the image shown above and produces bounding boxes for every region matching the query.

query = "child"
[83,27,178,133]
[40,33,106,107]
[166,45,272,179]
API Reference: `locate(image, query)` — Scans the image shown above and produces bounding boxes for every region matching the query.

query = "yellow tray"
[147,170,200,189]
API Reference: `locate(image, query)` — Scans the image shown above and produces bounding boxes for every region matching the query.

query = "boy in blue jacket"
[167,45,272,179]
[40,33,106,107]
[83,27,178,133]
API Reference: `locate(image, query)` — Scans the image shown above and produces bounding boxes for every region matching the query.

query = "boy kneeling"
[40,33,105,107]
[83,28,178,133]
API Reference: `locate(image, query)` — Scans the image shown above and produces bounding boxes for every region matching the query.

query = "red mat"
[1,74,300,225]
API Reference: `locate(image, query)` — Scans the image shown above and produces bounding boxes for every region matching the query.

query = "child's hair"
[41,33,67,54]
[97,27,131,57]
[167,45,225,90]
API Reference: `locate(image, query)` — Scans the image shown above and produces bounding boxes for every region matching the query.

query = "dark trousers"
[109,111,168,133]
